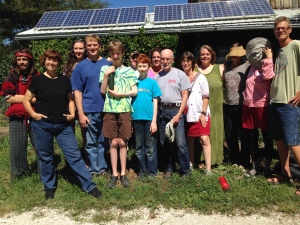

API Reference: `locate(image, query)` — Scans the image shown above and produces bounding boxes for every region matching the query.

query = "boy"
[131,54,162,178]
[100,40,138,188]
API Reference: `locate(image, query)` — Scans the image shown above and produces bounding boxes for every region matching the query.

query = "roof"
[15,8,300,41]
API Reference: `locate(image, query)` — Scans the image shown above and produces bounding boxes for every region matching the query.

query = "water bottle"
[108,71,115,90]
[219,176,230,191]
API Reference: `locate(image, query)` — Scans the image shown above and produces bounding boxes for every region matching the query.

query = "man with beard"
[1,48,39,180]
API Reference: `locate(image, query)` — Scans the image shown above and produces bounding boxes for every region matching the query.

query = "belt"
[160,102,181,107]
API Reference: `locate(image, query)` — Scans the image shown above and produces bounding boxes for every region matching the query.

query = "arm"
[73,90,89,127]
[261,47,274,80]
[100,66,115,95]
[23,90,47,120]
[63,92,75,121]
[6,94,24,103]
[150,98,158,134]
[199,97,209,127]
[171,89,188,124]
[219,64,225,79]
[108,84,138,97]
[289,91,300,106]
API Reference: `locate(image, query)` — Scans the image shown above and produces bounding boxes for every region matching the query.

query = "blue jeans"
[133,120,157,176]
[158,107,190,175]
[84,112,109,175]
[269,103,300,146]
[31,120,96,192]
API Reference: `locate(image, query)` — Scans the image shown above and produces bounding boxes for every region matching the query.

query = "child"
[131,54,162,179]
[100,40,138,188]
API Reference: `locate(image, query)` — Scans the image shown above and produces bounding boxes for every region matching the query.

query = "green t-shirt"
[271,40,300,104]
[99,65,138,113]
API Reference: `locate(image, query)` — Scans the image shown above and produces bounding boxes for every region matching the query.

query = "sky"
[106,0,188,11]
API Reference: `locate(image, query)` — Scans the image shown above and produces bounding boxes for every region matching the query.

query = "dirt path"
[1,207,300,225]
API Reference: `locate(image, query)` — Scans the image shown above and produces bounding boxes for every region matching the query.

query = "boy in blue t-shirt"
[131,54,162,178]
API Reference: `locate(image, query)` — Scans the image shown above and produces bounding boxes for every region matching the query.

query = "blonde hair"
[107,39,125,54]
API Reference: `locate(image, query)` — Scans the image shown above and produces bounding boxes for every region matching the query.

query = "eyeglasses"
[274,27,290,32]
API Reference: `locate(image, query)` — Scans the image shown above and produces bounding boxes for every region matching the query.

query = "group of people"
[1,16,300,198]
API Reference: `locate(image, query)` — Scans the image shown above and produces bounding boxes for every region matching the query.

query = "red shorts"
[242,105,268,130]
[185,116,211,137]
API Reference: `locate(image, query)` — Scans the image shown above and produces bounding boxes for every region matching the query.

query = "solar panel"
[182,3,211,21]
[118,6,147,24]
[62,10,94,27]
[154,4,182,23]
[35,11,69,28]
[239,0,275,17]
[210,1,243,19]
[90,8,120,26]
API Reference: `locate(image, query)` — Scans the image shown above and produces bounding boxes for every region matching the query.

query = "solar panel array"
[154,0,274,23]
[35,6,147,29]
[35,0,275,29]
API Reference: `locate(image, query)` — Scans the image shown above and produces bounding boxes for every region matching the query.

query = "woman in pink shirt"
[243,45,274,178]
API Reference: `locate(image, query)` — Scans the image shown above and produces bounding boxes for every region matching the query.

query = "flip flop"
[267,173,293,185]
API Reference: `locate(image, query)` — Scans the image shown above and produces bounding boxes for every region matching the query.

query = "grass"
[0,125,300,223]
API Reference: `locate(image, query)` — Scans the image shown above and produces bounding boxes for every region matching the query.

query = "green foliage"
[30,30,179,69]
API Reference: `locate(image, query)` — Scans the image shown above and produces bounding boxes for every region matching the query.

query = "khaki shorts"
[103,112,132,139]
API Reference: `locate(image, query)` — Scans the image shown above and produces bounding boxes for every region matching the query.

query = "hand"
[107,89,121,97]
[262,47,272,58]
[104,66,115,77]
[32,113,47,121]
[171,114,181,125]
[63,114,75,121]
[78,113,90,127]
[199,114,207,127]
[288,91,300,106]
[150,121,157,134]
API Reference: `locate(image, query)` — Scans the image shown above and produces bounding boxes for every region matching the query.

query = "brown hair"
[13,48,38,75]
[179,51,195,71]
[136,53,151,67]
[149,47,161,59]
[107,39,125,54]
[85,34,101,45]
[274,16,291,28]
[63,39,87,78]
[198,45,216,65]
[39,49,62,66]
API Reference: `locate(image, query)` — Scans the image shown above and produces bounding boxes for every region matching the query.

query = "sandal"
[267,173,293,185]
[244,169,256,178]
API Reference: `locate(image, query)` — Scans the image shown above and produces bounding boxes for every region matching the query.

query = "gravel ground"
[1,207,300,225]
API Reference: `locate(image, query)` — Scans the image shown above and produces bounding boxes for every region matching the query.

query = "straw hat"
[225,46,246,60]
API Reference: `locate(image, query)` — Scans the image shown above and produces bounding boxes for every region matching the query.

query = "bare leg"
[187,136,195,165]
[110,138,119,177]
[119,138,127,176]
[200,135,211,171]
[277,140,291,177]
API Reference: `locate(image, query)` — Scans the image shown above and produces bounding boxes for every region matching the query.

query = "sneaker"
[88,187,102,199]
[204,170,213,176]
[45,189,55,200]
[163,171,172,179]
[244,169,256,178]
[189,162,194,171]
[120,175,130,187]
[98,170,110,178]
[137,173,147,180]
[107,176,118,188]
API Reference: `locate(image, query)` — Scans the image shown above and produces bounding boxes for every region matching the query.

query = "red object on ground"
[219,176,230,191]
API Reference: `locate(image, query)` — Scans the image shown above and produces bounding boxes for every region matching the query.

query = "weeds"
[0,126,299,223]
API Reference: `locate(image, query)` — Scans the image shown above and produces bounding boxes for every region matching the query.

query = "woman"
[63,39,86,78]
[180,51,212,174]
[223,43,250,167]
[23,49,101,199]
[148,47,162,79]
[197,45,224,165]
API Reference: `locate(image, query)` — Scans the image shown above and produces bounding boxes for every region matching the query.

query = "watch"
[201,111,207,116]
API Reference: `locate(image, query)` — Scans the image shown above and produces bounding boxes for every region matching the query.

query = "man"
[155,49,191,178]
[267,16,300,194]
[71,34,111,176]
[129,50,140,77]
[0,48,39,180]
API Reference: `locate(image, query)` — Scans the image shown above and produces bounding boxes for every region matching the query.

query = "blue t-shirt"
[131,77,162,120]
[71,58,111,113]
